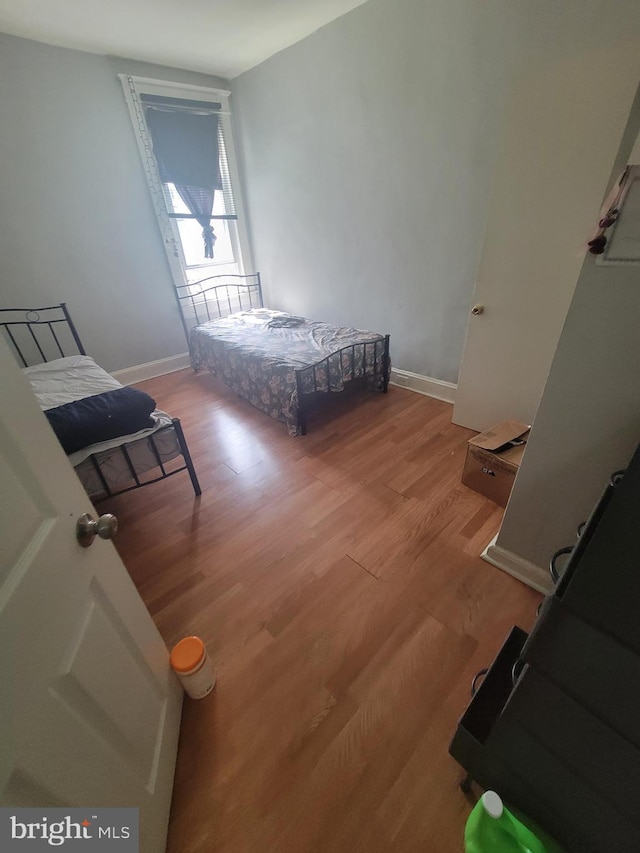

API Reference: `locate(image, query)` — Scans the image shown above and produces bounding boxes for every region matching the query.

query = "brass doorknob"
[76,513,118,548]
[471,304,485,316]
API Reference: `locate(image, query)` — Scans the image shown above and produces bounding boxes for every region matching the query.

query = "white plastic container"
[170,636,216,699]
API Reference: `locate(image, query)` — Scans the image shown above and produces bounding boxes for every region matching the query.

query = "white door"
[452,271,579,433]
[451,284,559,433]
[451,29,640,434]
[0,337,182,853]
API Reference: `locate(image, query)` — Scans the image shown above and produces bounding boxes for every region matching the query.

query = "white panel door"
[451,24,640,433]
[0,337,183,853]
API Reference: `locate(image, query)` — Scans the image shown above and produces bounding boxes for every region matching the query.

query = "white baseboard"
[389,368,457,404]
[481,535,552,594]
[113,358,456,406]
[112,352,190,385]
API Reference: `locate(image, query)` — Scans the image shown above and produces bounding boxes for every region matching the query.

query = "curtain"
[144,107,222,258]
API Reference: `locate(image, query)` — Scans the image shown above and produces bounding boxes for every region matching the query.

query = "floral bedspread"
[189,309,388,434]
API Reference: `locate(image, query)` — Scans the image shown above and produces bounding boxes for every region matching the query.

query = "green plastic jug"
[465,791,565,853]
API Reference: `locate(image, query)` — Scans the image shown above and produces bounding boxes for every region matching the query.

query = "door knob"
[471,304,485,316]
[76,513,118,548]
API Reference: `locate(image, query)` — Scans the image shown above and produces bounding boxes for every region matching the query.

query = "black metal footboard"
[294,334,390,435]
[85,418,201,502]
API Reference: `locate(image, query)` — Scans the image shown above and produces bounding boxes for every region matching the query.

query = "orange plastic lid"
[170,636,205,673]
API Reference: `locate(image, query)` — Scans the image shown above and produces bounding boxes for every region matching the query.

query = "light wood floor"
[107,370,540,853]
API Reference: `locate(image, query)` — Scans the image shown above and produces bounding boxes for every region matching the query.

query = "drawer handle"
[549,546,573,584]
[471,668,489,697]
[511,659,525,686]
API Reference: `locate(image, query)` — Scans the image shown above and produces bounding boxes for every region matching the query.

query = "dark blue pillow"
[45,387,157,454]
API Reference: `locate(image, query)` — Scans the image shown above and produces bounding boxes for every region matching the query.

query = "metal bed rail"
[176,272,263,333]
[86,418,201,502]
[0,303,86,366]
[294,334,390,435]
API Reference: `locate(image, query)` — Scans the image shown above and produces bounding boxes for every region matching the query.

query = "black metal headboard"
[0,303,86,367]
[175,272,263,334]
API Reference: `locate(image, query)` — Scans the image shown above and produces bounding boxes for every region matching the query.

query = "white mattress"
[24,355,182,497]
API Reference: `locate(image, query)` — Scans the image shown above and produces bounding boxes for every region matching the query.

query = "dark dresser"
[449,443,640,853]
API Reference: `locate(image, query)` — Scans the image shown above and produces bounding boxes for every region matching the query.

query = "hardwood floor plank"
[104,371,541,853]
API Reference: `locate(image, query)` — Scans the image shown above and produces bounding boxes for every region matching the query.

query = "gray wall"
[231,0,523,383]
[497,82,640,573]
[0,34,228,372]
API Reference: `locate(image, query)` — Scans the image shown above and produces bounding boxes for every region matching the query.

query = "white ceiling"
[0,0,369,79]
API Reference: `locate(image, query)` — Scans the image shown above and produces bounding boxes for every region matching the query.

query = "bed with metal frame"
[177,273,391,435]
[0,303,201,502]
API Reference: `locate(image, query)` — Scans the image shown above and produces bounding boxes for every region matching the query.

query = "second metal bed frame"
[176,273,391,435]
[0,303,201,501]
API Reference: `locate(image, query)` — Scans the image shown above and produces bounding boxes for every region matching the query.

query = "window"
[120,75,251,295]
[165,183,235,279]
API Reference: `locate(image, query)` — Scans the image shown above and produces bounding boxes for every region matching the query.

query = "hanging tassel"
[202,225,217,259]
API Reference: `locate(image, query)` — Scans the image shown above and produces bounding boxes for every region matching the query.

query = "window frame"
[119,74,253,331]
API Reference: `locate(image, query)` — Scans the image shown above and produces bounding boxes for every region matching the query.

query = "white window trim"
[118,74,254,294]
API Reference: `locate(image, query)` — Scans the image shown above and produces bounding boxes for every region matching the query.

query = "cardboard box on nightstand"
[461,419,530,507]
